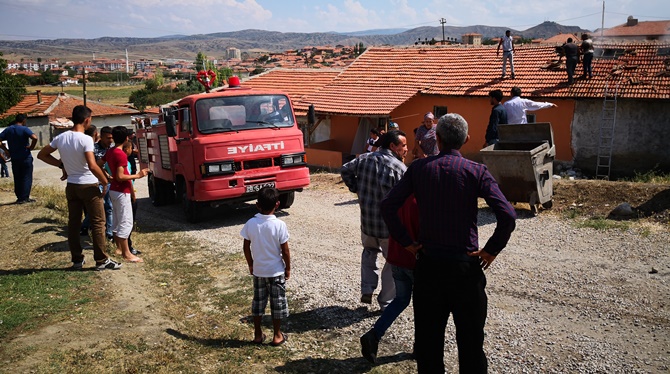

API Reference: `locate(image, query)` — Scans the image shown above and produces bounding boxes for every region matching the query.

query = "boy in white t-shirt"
[241,187,291,346]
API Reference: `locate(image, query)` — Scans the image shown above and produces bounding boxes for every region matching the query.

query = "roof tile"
[302,42,670,115]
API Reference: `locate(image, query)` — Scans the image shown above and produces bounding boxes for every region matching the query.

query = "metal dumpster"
[480,122,555,214]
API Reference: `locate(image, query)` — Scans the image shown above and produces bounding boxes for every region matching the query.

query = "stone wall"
[572,99,670,177]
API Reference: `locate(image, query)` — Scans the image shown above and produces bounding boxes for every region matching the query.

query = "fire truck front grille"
[242,158,273,170]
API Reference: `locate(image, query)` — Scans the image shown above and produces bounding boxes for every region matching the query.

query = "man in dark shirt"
[381,113,516,373]
[0,113,38,203]
[484,89,507,147]
[563,38,580,85]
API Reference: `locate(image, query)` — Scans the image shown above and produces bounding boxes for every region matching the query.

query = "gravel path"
[31,154,670,373]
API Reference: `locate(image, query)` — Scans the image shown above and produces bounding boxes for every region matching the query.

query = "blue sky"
[0,0,667,40]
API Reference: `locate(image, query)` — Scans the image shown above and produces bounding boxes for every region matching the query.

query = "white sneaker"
[96,258,122,271]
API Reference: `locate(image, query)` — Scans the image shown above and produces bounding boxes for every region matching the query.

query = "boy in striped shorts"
[241,187,291,346]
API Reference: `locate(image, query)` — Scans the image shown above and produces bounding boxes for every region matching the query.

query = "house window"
[526,113,536,123]
[433,106,448,118]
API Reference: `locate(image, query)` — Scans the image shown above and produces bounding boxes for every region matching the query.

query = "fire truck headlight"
[201,161,235,176]
[280,153,306,167]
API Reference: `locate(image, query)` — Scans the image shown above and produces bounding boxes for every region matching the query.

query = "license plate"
[245,182,275,193]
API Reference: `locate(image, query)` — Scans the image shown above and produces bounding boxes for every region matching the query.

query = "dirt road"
[13,153,670,373]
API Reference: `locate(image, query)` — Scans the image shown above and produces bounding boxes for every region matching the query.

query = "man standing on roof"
[503,87,557,125]
[580,33,594,80]
[0,113,38,204]
[563,37,580,85]
[484,89,508,147]
[497,30,515,79]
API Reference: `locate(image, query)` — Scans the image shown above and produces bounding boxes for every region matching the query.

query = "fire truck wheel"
[148,174,163,206]
[278,191,295,210]
[183,197,200,223]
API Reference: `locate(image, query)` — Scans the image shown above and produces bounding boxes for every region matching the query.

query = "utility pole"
[83,69,87,107]
[440,18,446,44]
[601,1,605,37]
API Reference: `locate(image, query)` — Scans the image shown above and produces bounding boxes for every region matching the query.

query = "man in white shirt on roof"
[496,30,516,79]
[503,86,557,125]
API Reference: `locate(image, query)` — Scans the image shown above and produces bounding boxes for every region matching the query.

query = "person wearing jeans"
[381,114,516,373]
[360,195,419,364]
[0,113,38,203]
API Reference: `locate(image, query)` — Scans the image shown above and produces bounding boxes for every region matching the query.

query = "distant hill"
[0,22,590,61]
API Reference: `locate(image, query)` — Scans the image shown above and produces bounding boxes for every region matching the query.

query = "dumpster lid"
[498,122,554,149]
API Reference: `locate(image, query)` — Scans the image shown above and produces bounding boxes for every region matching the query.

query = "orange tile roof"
[602,20,670,37]
[47,94,139,119]
[2,92,139,120]
[1,92,59,118]
[301,42,670,115]
[240,68,342,115]
[426,42,670,99]
[303,47,451,115]
[540,33,580,44]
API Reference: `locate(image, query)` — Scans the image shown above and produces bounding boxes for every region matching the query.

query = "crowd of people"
[14,105,149,271]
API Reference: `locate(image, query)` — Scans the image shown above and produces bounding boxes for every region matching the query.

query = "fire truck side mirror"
[165,115,177,137]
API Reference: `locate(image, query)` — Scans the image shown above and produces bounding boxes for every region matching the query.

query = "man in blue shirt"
[381,113,516,373]
[0,113,38,203]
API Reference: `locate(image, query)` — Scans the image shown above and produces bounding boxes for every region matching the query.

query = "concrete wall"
[572,99,670,176]
[25,116,51,148]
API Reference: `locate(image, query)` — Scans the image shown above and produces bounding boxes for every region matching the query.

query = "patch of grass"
[576,216,631,231]
[0,270,95,339]
[31,184,68,221]
[564,207,582,219]
[627,168,670,184]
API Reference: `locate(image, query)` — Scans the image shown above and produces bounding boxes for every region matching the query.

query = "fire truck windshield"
[195,95,294,134]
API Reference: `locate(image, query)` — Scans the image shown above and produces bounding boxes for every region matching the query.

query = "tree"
[217,67,233,86]
[40,69,59,85]
[358,42,366,54]
[0,51,27,115]
[195,52,208,72]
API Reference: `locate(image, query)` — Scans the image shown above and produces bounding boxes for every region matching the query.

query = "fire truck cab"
[135,86,310,222]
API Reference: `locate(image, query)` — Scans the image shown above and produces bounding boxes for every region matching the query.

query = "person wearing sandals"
[241,187,291,346]
[102,126,148,263]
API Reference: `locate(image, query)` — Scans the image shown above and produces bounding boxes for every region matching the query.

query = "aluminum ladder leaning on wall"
[595,83,619,179]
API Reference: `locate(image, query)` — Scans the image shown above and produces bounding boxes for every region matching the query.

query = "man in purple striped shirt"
[381,113,516,373]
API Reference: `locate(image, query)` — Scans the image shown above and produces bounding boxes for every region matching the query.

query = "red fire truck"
[134,85,310,222]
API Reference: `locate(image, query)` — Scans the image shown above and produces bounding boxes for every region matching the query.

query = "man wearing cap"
[413,112,439,159]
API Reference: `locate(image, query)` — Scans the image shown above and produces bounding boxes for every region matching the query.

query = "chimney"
[36,90,42,103]
[627,16,638,26]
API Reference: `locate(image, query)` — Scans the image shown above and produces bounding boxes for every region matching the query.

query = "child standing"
[0,147,9,178]
[241,187,291,346]
[102,126,148,263]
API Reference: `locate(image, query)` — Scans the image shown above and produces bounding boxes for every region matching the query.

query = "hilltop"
[0,21,588,61]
